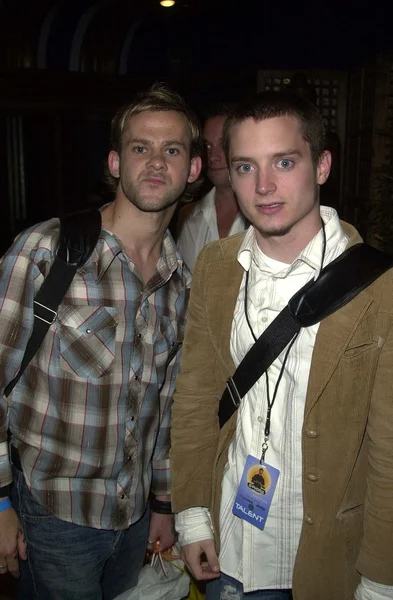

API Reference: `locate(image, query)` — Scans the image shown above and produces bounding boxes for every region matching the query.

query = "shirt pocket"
[58,305,118,379]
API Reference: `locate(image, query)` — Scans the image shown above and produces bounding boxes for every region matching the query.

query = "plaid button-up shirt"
[0,215,191,530]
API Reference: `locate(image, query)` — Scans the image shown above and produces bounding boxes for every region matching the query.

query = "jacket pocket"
[343,340,379,359]
[58,305,118,379]
[339,505,364,560]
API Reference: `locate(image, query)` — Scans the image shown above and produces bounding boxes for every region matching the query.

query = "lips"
[142,177,166,185]
[256,203,283,215]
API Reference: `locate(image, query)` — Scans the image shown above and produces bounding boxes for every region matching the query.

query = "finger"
[158,532,175,552]
[17,528,28,561]
[0,558,7,577]
[146,539,155,553]
[200,561,221,578]
[183,551,218,581]
[6,554,19,579]
[204,544,220,574]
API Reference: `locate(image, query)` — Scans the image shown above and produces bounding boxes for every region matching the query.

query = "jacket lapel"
[204,255,243,374]
[305,290,373,416]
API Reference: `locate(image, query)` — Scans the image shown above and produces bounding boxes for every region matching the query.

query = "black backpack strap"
[290,243,393,327]
[218,243,393,428]
[4,210,102,398]
[218,306,300,428]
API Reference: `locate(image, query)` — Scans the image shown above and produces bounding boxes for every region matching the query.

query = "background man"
[0,83,202,599]
[177,101,247,272]
[171,91,393,600]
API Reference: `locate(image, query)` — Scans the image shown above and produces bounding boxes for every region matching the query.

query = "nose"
[146,150,167,171]
[208,144,225,166]
[255,169,276,195]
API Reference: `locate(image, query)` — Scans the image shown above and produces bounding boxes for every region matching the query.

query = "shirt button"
[261,317,268,323]
[130,416,135,421]
[306,430,318,438]
[127,456,132,461]
[120,494,126,500]
[307,473,318,482]
[86,328,92,334]
[137,333,142,339]
[305,515,314,525]
[257,416,263,423]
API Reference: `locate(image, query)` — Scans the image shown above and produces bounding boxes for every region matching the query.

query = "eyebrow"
[126,137,186,149]
[231,149,302,163]
[164,140,187,149]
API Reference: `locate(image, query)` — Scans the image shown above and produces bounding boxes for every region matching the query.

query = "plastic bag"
[113,544,190,600]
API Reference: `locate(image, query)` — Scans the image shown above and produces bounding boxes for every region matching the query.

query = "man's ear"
[187,156,202,183]
[108,150,120,179]
[317,150,332,185]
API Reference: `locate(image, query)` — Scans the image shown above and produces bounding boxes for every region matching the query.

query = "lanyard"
[244,221,327,463]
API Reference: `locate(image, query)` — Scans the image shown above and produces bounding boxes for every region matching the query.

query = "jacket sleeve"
[170,247,221,513]
[151,348,181,497]
[356,322,393,584]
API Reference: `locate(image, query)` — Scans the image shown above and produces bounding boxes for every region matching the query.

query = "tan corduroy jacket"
[171,222,393,600]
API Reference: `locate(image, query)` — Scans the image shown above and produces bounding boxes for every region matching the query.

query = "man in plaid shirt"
[0,83,203,599]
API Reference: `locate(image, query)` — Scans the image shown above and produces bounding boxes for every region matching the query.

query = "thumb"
[17,529,27,561]
[203,542,220,573]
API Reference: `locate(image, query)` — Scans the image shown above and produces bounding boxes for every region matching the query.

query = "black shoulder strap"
[4,210,102,398]
[218,243,393,428]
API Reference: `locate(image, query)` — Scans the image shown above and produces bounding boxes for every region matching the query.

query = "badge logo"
[246,464,271,495]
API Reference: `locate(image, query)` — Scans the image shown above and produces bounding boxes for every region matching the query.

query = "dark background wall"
[1,0,393,255]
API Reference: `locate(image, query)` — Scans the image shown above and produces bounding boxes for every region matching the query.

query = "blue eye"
[277,159,294,169]
[237,164,254,174]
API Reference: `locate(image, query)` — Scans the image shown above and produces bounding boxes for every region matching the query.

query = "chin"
[255,218,293,238]
[209,175,230,188]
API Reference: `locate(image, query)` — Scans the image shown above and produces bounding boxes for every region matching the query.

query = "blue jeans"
[206,572,293,600]
[12,467,150,600]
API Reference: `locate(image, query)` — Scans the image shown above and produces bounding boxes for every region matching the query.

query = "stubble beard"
[255,184,320,239]
[120,177,185,214]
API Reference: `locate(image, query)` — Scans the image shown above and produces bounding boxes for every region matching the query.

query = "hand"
[0,505,27,578]
[148,512,175,552]
[181,539,220,581]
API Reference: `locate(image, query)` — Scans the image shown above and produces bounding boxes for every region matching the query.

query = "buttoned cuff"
[355,576,393,600]
[151,458,171,496]
[175,507,214,546]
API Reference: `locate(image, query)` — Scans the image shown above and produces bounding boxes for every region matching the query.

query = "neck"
[256,213,322,264]
[214,185,239,216]
[101,196,175,263]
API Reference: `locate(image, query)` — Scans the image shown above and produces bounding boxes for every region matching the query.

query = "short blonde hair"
[106,82,204,201]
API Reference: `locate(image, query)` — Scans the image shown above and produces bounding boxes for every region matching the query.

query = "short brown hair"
[222,90,326,167]
[106,82,204,201]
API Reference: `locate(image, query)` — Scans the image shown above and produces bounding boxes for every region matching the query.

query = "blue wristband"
[0,497,11,512]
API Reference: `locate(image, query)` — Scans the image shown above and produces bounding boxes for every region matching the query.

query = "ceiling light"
[160,0,175,6]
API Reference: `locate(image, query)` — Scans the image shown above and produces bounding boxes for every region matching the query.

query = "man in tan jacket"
[170,91,393,600]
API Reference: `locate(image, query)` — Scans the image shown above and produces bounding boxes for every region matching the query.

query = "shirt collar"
[192,187,216,218]
[90,220,189,287]
[237,206,347,277]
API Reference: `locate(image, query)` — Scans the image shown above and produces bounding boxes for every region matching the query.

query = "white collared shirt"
[177,187,247,273]
[175,206,393,600]
[219,206,348,591]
